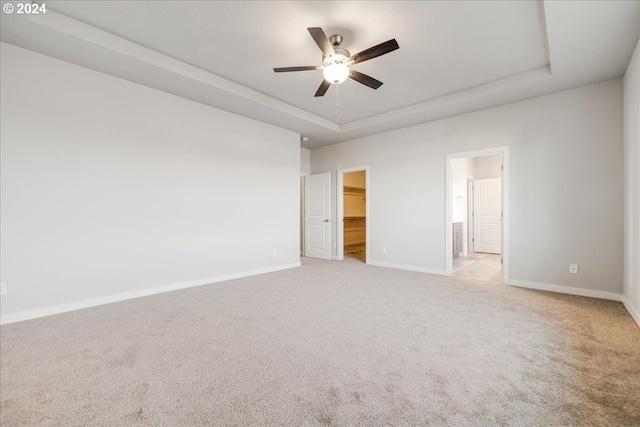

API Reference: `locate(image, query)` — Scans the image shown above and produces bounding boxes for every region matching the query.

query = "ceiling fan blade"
[351,39,399,64]
[273,66,321,72]
[314,80,331,97]
[308,27,335,58]
[349,70,383,89]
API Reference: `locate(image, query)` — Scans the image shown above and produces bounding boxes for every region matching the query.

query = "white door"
[305,173,332,260]
[473,178,502,254]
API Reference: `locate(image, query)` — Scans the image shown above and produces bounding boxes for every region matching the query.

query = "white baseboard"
[507,279,621,301]
[0,262,301,325]
[620,295,640,328]
[508,279,640,328]
[5,264,637,330]
[367,260,446,276]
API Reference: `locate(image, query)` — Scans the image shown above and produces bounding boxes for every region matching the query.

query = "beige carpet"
[1,258,639,426]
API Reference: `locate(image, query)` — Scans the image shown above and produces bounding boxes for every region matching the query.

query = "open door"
[304,173,332,260]
[473,178,502,254]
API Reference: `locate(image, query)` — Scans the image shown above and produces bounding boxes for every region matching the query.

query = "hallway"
[453,253,502,283]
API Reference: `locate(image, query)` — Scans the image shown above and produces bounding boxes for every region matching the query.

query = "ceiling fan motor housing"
[323,47,351,66]
[319,34,350,66]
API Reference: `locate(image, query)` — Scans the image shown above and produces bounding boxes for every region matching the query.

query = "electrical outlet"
[569,264,578,274]
[382,246,387,254]
[272,249,277,257]
[0,283,6,296]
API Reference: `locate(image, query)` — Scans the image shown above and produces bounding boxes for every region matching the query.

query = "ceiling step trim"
[29,10,340,132]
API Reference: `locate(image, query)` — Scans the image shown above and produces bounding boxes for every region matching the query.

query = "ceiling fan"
[273,27,399,97]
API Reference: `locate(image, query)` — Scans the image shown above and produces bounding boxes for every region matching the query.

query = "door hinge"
[472,238,475,242]
[501,257,503,264]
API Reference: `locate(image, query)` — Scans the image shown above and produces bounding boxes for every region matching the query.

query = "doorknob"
[324,219,330,222]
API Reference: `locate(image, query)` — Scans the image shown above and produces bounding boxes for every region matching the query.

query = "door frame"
[445,147,509,283]
[337,166,370,263]
[466,177,474,255]
[300,173,307,258]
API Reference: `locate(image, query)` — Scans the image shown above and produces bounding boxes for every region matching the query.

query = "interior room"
[342,170,367,262]
[1,1,639,425]
[451,153,504,282]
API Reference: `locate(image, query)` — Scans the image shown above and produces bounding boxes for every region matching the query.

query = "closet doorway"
[337,167,370,263]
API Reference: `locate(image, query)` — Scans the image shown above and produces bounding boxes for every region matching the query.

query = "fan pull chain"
[335,83,340,118]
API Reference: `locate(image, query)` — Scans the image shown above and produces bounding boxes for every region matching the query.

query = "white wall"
[451,157,474,256]
[451,157,474,223]
[623,37,640,323]
[312,79,623,294]
[0,44,300,322]
[300,148,311,175]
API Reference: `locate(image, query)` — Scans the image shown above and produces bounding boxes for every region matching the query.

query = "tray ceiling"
[1,1,639,148]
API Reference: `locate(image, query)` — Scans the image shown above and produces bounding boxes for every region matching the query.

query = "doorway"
[446,148,509,283]
[337,167,370,263]
[300,175,305,257]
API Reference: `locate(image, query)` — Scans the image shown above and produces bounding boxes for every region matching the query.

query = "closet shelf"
[344,186,366,196]
[344,216,366,220]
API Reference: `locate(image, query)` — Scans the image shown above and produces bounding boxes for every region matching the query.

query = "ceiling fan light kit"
[323,63,350,84]
[274,27,399,97]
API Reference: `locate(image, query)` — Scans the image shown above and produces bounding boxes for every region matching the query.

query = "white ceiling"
[1,1,639,148]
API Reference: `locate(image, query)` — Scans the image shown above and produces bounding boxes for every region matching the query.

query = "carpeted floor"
[1,258,639,426]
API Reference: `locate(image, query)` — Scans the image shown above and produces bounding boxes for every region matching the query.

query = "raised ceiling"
[1,1,639,148]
